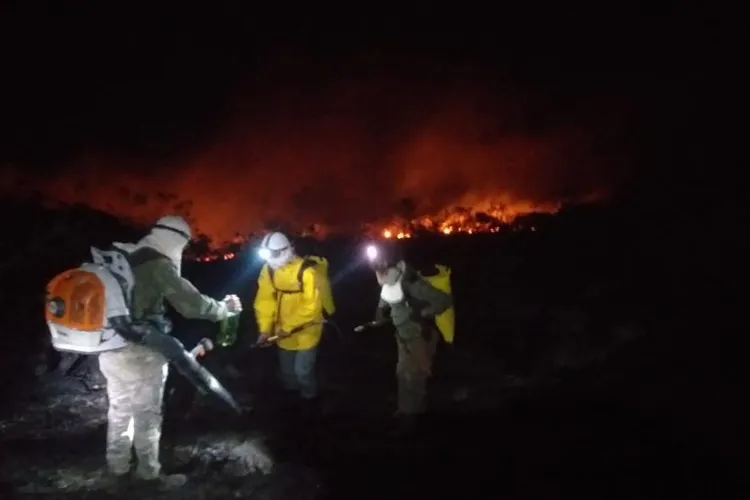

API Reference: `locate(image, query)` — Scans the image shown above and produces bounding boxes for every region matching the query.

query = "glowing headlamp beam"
[258,247,271,260]
[366,245,378,261]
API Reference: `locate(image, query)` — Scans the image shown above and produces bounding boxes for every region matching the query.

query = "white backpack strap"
[90,245,136,306]
[90,246,106,265]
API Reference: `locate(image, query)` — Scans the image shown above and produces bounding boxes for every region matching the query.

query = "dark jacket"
[374,265,452,341]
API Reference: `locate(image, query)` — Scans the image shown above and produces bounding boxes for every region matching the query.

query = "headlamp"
[365,245,378,261]
[257,247,272,261]
[258,246,289,261]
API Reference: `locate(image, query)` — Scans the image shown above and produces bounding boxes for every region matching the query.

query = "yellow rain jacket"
[254,255,334,351]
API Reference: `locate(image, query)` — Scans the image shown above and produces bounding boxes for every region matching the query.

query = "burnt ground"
[1,320,745,500]
[0,200,745,499]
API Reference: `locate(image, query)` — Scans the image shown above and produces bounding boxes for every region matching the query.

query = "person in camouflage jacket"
[370,245,452,419]
[98,216,241,490]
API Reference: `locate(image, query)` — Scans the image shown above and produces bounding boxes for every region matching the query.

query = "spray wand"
[353,317,392,332]
[251,319,344,348]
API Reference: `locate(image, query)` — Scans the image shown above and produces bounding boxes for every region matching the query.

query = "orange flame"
[370,197,560,241]
[185,196,577,261]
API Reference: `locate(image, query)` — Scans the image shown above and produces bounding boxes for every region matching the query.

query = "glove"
[222,294,243,315]
[191,345,207,358]
[255,333,273,347]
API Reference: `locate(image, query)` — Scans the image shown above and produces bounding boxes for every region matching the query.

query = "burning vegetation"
[373,200,557,240]
[185,200,559,262]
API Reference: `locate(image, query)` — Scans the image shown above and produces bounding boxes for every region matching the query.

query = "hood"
[134,229,187,274]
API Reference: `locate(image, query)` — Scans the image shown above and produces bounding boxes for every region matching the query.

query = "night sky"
[0,4,726,242]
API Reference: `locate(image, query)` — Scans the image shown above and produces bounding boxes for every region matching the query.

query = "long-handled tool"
[251,319,343,348]
[353,318,392,332]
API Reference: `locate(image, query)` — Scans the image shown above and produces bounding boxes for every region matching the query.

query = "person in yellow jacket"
[254,232,329,408]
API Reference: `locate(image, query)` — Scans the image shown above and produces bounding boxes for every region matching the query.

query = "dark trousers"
[278,347,318,400]
[395,327,439,414]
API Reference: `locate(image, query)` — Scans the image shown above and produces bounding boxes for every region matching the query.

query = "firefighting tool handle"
[252,319,342,348]
[253,321,322,348]
[353,318,392,332]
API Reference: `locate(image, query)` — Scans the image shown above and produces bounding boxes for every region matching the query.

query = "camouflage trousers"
[98,344,169,479]
[395,327,439,415]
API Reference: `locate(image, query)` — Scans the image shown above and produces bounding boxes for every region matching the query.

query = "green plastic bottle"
[217,314,240,347]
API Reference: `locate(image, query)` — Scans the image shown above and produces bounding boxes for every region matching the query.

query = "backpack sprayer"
[44,245,245,415]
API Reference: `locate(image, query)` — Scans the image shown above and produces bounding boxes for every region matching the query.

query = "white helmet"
[258,232,294,269]
[153,215,192,242]
[150,215,192,258]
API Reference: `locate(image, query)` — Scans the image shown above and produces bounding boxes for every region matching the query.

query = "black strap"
[267,258,316,295]
[153,223,190,240]
[267,258,317,333]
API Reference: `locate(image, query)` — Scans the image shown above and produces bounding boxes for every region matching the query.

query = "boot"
[99,470,131,492]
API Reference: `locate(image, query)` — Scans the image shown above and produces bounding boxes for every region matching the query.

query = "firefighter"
[254,232,334,414]
[366,243,452,422]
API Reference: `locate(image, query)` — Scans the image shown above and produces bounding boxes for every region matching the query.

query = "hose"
[112,317,243,414]
[353,318,392,332]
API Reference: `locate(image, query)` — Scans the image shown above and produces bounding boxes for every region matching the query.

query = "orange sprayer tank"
[45,269,106,331]
[45,248,134,354]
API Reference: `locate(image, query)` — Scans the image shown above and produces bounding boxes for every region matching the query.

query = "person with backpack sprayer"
[45,216,243,490]
[254,232,336,415]
[360,242,454,428]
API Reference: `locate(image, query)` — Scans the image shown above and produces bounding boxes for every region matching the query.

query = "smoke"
[1,54,632,243]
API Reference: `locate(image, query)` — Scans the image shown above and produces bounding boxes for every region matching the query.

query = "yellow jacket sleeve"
[285,267,321,332]
[253,265,277,334]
